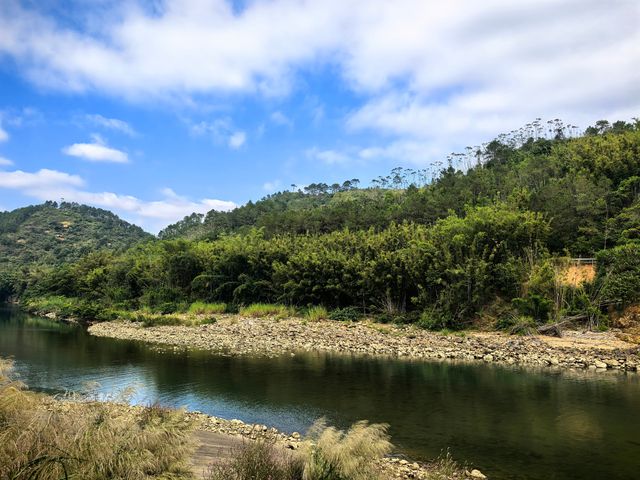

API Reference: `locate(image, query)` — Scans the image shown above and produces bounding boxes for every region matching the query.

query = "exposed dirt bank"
[88,316,640,372]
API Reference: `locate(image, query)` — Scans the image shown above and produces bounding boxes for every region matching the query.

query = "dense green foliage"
[596,243,640,307]
[0,202,151,300]
[19,204,548,327]
[7,119,640,329]
[161,120,640,256]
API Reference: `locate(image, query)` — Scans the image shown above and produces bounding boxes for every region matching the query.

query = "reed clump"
[303,420,393,480]
[0,358,195,480]
[206,419,393,480]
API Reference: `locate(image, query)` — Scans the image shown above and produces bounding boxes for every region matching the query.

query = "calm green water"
[1,306,639,480]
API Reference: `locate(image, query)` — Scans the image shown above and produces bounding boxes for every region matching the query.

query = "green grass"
[187,301,227,315]
[137,312,216,328]
[239,303,295,319]
[141,314,183,327]
[23,296,106,321]
[305,306,329,321]
[24,295,78,315]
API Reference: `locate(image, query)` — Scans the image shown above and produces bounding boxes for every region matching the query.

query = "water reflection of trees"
[3,309,640,480]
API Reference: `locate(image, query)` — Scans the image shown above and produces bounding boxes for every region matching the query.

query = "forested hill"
[160,119,640,256]
[10,119,640,329]
[0,201,152,269]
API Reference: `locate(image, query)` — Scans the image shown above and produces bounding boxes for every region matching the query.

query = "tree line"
[4,119,640,329]
[160,119,640,257]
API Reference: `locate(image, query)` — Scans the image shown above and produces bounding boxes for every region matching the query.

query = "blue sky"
[0,0,638,232]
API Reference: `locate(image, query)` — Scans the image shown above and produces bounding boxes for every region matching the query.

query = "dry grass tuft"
[303,419,393,480]
[0,358,195,480]
[425,450,461,480]
[206,440,304,480]
[205,419,393,480]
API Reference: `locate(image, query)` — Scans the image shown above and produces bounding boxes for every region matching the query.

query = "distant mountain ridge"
[0,201,152,270]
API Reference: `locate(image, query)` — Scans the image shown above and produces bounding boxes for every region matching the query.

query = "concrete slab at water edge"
[190,430,243,479]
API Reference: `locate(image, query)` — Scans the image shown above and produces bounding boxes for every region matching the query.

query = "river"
[1,306,639,479]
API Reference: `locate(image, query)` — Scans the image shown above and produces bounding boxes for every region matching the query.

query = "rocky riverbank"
[46,399,476,479]
[89,315,640,372]
[186,410,478,480]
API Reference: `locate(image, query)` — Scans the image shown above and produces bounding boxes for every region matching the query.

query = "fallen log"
[537,316,587,337]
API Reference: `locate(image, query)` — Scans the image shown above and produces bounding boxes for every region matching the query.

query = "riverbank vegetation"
[0,358,195,480]
[2,357,462,480]
[207,420,393,480]
[4,119,640,333]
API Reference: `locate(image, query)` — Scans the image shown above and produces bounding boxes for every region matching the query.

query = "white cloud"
[85,114,136,136]
[342,0,640,164]
[307,147,352,165]
[0,0,638,166]
[0,0,347,98]
[188,118,246,149]
[189,119,228,137]
[0,168,84,191]
[66,189,236,222]
[0,108,42,140]
[263,180,281,192]
[0,156,13,167]
[358,140,450,167]
[62,136,129,163]
[228,131,246,149]
[270,111,293,128]
[0,167,236,233]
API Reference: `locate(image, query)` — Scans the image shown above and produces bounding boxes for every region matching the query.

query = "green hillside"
[0,202,152,297]
[161,119,640,255]
[17,119,640,330]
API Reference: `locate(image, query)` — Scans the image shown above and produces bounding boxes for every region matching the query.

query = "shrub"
[188,301,227,315]
[207,440,304,480]
[94,307,120,322]
[426,450,462,480]
[24,295,76,317]
[23,296,109,321]
[596,243,640,306]
[305,306,329,321]
[417,310,450,330]
[511,294,553,322]
[155,302,180,314]
[239,303,295,318]
[496,315,538,335]
[207,420,393,480]
[377,311,418,324]
[328,307,362,322]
